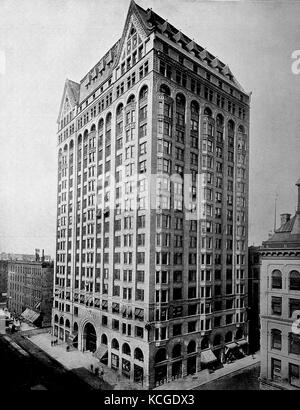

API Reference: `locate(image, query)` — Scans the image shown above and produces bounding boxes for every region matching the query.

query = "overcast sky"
[0,0,300,256]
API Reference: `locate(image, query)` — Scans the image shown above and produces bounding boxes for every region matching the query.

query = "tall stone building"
[53,1,250,388]
[260,180,300,390]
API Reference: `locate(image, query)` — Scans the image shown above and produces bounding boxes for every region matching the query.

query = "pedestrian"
[90,364,94,373]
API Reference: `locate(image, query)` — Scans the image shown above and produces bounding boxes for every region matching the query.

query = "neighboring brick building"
[260,180,300,390]
[53,0,250,389]
[248,246,261,353]
[8,260,54,327]
[0,261,8,305]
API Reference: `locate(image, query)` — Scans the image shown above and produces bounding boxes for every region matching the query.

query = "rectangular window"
[272,358,282,382]
[272,297,282,315]
[289,363,300,388]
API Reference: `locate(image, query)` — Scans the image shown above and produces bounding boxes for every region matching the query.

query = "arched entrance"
[83,322,97,353]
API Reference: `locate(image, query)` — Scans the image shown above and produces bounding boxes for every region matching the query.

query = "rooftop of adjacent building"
[262,178,300,249]
[8,260,54,269]
[0,252,52,262]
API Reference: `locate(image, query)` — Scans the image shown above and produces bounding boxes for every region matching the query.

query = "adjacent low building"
[7,259,54,327]
[248,246,260,353]
[0,260,8,307]
[260,179,300,390]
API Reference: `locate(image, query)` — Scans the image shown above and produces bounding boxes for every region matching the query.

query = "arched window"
[111,338,119,350]
[122,343,131,356]
[238,125,245,134]
[272,270,282,290]
[54,314,58,323]
[127,94,135,104]
[191,101,199,115]
[290,270,300,291]
[160,84,171,96]
[236,328,243,340]
[106,113,112,129]
[116,103,124,116]
[73,322,78,333]
[134,348,144,362]
[101,334,108,345]
[176,93,186,108]
[98,118,104,132]
[187,340,196,354]
[172,344,182,358]
[271,329,282,350]
[216,114,224,143]
[154,348,167,364]
[91,124,96,132]
[201,336,209,350]
[139,85,148,100]
[228,120,235,136]
[59,317,64,326]
[213,334,222,347]
[63,143,68,152]
[78,134,82,145]
[225,331,233,343]
[69,140,74,150]
[216,114,224,128]
[65,319,70,328]
[83,129,88,142]
[203,107,212,116]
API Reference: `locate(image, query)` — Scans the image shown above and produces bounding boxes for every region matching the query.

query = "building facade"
[248,246,261,353]
[8,260,54,327]
[0,261,8,306]
[53,1,250,389]
[260,180,300,390]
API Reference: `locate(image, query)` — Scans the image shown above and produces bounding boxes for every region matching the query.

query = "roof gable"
[57,79,80,124]
[115,0,152,67]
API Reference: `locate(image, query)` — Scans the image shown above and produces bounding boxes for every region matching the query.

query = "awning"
[226,342,238,350]
[135,308,144,320]
[201,349,218,364]
[68,332,78,342]
[21,308,40,324]
[236,339,248,347]
[102,300,108,309]
[94,345,108,361]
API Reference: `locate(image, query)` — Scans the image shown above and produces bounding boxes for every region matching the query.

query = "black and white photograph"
[0,0,300,397]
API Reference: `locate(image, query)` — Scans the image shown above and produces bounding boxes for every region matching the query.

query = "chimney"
[291,179,300,235]
[280,213,291,225]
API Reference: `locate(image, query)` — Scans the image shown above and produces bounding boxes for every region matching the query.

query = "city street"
[0,334,92,391]
[195,363,260,390]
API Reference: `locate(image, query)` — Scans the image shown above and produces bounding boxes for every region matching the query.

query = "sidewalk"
[28,332,140,390]
[155,352,261,390]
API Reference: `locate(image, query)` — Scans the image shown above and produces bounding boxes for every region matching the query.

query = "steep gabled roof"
[57,79,80,124]
[114,0,153,67]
